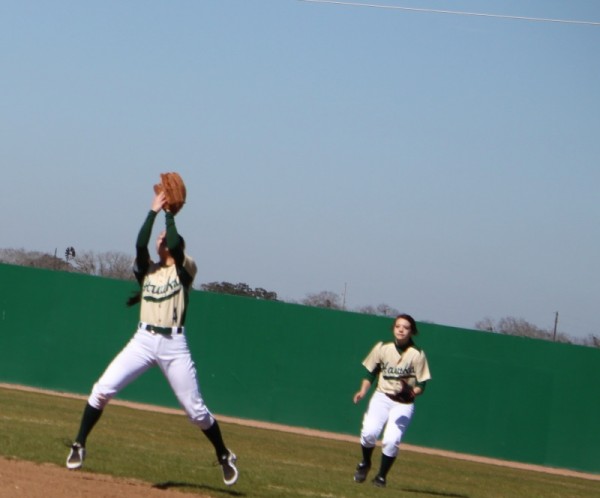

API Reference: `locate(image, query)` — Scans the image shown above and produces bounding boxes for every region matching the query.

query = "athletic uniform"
[66,208,238,486]
[354,333,431,486]
[87,211,211,425]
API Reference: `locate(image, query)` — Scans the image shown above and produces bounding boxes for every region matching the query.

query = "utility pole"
[553,311,559,341]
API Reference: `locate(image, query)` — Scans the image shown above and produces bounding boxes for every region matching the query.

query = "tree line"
[1,247,598,348]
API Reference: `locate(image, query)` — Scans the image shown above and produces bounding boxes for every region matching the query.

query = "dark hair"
[393,313,418,335]
[126,290,141,307]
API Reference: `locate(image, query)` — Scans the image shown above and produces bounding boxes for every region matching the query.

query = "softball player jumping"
[352,314,431,487]
[66,191,239,486]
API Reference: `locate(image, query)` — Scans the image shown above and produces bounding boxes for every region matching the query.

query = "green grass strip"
[0,388,598,497]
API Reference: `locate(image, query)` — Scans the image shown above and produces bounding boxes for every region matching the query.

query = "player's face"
[156,231,169,258]
[393,318,413,345]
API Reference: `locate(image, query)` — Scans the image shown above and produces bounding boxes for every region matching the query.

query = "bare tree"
[0,248,25,264]
[71,250,97,275]
[356,304,378,315]
[474,317,496,332]
[376,303,400,317]
[68,250,134,280]
[356,303,400,317]
[475,316,572,344]
[579,334,600,348]
[301,291,342,310]
[0,248,71,271]
[97,251,134,280]
[0,247,135,280]
[497,317,552,340]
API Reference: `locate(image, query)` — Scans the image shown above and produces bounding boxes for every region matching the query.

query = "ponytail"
[126,290,142,307]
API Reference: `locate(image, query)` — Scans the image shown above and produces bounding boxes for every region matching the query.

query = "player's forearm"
[136,210,157,248]
[165,212,186,267]
[353,379,372,403]
[414,381,427,396]
[165,212,179,249]
[358,379,372,395]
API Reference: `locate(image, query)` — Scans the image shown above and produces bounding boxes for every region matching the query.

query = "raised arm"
[133,192,166,282]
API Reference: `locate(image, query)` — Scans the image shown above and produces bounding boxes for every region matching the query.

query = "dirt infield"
[0,456,205,498]
[1,382,597,497]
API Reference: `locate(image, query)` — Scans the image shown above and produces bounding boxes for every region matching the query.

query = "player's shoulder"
[182,253,198,276]
[375,341,399,354]
[408,341,426,353]
[183,252,196,266]
[366,340,385,355]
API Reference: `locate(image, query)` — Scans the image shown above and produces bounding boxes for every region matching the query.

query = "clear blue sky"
[2,1,599,338]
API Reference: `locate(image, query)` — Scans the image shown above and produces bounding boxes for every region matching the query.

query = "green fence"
[0,263,598,473]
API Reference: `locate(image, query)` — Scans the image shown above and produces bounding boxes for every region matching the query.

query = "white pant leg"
[381,401,415,457]
[360,391,394,447]
[89,330,156,409]
[157,334,214,430]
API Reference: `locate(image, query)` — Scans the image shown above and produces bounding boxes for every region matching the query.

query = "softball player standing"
[352,314,431,487]
[66,191,239,486]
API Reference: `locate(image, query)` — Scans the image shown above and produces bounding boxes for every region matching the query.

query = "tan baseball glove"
[153,172,186,215]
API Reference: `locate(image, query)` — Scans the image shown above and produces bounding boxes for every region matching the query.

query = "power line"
[298,0,600,27]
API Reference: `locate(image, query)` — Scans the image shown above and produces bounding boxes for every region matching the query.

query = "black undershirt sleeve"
[165,212,193,288]
[133,210,157,283]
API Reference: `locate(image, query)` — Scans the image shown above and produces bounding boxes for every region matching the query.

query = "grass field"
[1,387,598,498]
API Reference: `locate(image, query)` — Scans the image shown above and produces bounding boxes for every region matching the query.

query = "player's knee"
[189,411,214,430]
[381,439,400,457]
[180,392,213,429]
[360,432,378,447]
[89,385,113,410]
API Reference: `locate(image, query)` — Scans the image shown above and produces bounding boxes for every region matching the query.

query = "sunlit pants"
[88,327,214,430]
[360,390,415,458]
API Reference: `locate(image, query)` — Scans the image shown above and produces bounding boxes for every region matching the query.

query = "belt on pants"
[139,321,184,336]
[384,392,413,404]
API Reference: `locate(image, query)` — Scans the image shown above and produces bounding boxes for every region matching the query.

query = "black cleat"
[354,461,371,483]
[372,475,387,487]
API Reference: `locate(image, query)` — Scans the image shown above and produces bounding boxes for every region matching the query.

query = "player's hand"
[152,191,167,213]
[353,391,365,404]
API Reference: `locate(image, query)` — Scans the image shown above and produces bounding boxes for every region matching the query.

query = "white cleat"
[66,442,86,470]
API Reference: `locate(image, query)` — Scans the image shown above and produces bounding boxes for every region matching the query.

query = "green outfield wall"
[0,263,598,474]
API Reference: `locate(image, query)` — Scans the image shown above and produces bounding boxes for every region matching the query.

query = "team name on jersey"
[381,363,416,379]
[142,276,182,301]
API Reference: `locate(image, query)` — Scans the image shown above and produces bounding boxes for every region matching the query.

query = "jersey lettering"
[138,256,197,327]
[362,341,431,394]
[381,363,416,379]
[142,277,181,299]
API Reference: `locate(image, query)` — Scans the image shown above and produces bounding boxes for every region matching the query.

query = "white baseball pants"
[88,327,214,430]
[360,390,415,457]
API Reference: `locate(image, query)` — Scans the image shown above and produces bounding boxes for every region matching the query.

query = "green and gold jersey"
[362,341,431,395]
[138,254,197,328]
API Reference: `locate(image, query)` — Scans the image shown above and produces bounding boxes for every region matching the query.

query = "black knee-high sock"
[202,419,228,459]
[361,445,375,466]
[75,403,103,446]
[378,454,396,478]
